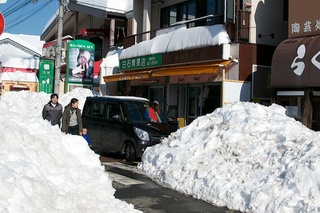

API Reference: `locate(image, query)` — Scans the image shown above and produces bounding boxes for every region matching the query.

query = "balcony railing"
[124,15,224,48]
[123,12,250,49]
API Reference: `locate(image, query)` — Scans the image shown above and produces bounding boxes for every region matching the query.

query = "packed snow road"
[101,156,240,213]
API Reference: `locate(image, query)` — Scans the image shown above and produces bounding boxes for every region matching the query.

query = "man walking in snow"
[42,93,63,127]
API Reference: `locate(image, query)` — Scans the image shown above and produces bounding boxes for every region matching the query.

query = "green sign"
[66,39,95,92]
[120,53,162,71]
[39,59,55,94]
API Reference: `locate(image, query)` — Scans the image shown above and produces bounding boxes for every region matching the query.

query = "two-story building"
[103,0,288,125]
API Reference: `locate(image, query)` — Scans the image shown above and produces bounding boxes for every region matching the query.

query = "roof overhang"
[104,70,151,82]
[40,12,74,41]
[68,2,108,18]
[0,38,41,56]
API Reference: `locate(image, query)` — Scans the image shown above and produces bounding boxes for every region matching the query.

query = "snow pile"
[0,88,141,213]
[139,102,320,213]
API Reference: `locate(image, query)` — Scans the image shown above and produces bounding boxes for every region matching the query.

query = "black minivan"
[82,96,177,162]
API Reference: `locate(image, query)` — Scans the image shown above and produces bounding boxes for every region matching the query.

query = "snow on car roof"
[88,95,150,102]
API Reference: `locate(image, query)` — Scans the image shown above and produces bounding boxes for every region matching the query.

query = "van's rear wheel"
[125,142,136,162]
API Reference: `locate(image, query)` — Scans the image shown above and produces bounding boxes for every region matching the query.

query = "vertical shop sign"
[39,59,55,94]
[66,40,95,92]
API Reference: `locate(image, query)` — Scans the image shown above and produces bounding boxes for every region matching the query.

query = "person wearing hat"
[42,93,63,126]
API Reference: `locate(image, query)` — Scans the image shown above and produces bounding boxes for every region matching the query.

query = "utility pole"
[54,0,64,94]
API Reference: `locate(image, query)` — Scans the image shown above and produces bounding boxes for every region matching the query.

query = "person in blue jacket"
[82,127,92,147]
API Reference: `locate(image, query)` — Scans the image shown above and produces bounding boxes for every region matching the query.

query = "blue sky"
[0,0,59,36]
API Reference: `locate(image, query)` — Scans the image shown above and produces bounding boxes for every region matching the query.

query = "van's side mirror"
[167,117,174,122]
[166,117,178,130]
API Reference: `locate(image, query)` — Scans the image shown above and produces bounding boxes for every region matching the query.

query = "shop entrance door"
[186,85,222,125]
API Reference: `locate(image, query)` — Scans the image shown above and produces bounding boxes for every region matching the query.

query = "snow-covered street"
[1,88,319,212]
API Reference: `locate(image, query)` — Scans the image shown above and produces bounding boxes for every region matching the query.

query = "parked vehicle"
[82,96,177,162]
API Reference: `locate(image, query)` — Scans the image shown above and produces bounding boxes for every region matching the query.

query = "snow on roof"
[100,47,123,68]
[119,24,231,60]
[0,33,44,55]
[78,0,133,13]
[0,33,43,71]
[1,55,39,69]
[0,72,38,82]
[88,95,149,102]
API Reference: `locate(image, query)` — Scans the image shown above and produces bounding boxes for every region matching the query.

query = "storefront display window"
[276,96,302,121]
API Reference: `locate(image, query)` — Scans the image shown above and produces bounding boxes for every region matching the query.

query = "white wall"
[133,0,144,34]
[223,81,251,105]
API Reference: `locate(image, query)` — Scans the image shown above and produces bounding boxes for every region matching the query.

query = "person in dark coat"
[42,93,63,126]
[61,98,83,135]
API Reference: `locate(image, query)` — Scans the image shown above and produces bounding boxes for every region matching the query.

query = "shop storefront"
[271,0,320,130]
[271,35,320,130]
[103,56,251,125]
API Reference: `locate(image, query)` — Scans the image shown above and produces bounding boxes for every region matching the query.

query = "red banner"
[2,67,35,73]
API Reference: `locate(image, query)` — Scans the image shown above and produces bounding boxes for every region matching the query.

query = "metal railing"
[123,11,250,49]
[123,14,225,49]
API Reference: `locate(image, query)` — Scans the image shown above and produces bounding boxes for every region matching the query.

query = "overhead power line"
[3,0,31,17]
[4,0,56,32]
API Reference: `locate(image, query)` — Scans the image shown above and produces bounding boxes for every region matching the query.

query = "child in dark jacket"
[82,128,92,147]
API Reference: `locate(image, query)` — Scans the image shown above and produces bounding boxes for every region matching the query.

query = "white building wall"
[133,0,144,35]
[143,0,151,40]
[223,81,251,105]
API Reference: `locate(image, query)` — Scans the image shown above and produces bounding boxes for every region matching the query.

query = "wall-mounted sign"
[271,35,320,87]
[66,39,95,92]
[120,53,162,71]
[289,0,320,38]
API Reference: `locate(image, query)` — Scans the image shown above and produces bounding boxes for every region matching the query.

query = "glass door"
[187,85,202,124]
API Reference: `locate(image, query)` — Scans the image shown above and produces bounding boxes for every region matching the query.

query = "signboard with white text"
[271,35,320,87]
[39,59,55,94]
[120,54,162,71]
[289,0,320,38]
[66,40,94,92]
